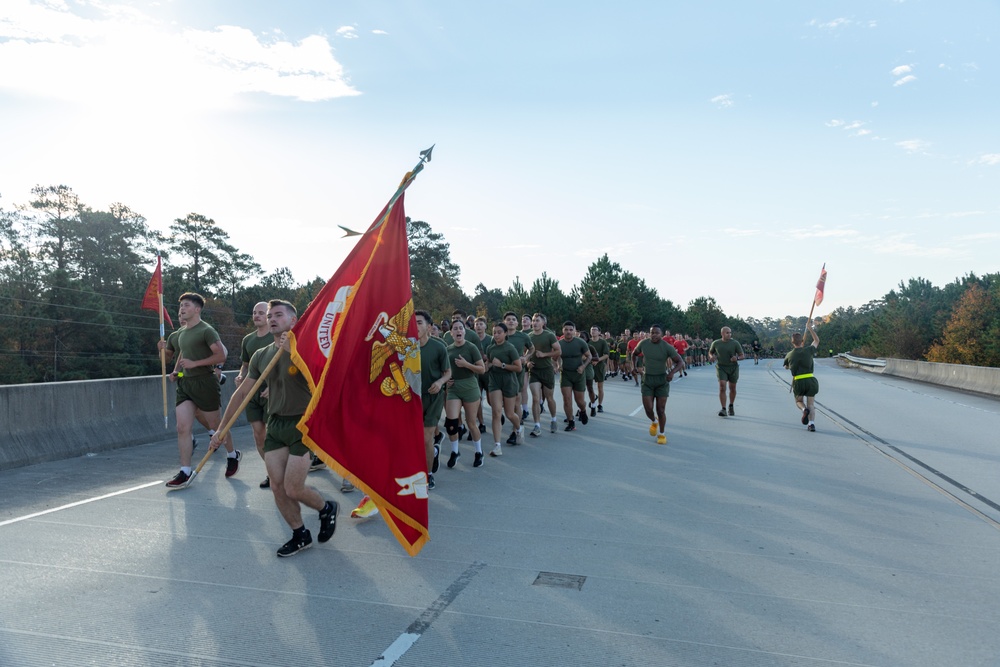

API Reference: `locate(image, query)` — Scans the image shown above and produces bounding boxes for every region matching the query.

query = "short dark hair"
[503,311,517,320]
[532,312,546,322]
[451,309,466,319]
[178,292,205,308]
[650,323,663,332]
[563,321,576,329]
[268,299,297,316]
[414,309,432,325]
[494,322,508,333]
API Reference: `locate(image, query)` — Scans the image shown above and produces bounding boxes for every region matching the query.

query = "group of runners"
[158,295,822,558]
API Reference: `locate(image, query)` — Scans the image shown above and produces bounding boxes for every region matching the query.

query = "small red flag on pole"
[141,255,174,330]
[142,254,173,428]
[814,264,827,307]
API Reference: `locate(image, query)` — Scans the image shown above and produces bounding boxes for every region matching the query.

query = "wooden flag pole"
[158,292,168,429]
[190,348,285,478]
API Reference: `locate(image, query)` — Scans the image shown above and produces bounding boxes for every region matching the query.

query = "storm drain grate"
[533,571,586,590]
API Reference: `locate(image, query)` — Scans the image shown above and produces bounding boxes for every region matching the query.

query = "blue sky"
[1,0,998,322]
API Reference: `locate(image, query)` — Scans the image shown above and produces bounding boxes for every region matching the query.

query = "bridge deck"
[2,359,998,666]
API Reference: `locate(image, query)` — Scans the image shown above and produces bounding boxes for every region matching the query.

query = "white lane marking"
[0,481,163,527]
[370,633,420,666]
[629,405,643,417]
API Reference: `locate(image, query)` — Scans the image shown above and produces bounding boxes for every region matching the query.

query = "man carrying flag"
[288,150,432,556]
[211,300,340,556]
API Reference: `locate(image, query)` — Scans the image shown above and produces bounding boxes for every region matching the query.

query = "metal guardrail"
[838,353,887,368]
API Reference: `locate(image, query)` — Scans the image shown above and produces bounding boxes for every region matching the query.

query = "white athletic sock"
[227,451,238,459]
[181,466,192,475]
[474,440,482,453]
[451,439,460,453]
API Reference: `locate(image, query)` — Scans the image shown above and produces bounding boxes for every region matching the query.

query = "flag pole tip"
[419,145,434,163]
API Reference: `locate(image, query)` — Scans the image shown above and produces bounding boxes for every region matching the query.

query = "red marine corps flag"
[290,149,432,556]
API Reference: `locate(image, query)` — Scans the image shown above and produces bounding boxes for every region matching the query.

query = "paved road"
[1,359,998,666]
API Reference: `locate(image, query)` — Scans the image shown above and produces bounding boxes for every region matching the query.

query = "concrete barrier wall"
[884,359,1000,397]
[0,372,245,471]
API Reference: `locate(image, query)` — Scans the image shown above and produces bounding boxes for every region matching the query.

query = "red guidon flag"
[290,182,428,556]
[141,255,174,330]
[814,264,827,307]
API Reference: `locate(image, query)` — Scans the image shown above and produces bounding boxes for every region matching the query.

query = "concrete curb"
[0,372,244,470]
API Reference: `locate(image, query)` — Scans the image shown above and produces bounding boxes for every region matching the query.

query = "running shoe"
[530,423,542,438]
[432,445,440,473]
[564,420,576,432]
[309,454,326,471]
[490,443,503,457]
[351,495,379,518]
[580,409,588,425]
[801,408,809,425]
[260,476,270,489]
[597,405,604,413]
[276,530,312,557]
[728,404,734,416]
[522,409,529,421]
[225,450,242,478]
[807,423,816,432]
[550,419,557,433]
[649,422,658,437]
[427,473,435,490]
[447,451,459,468]
[516,429,525,445]
[165,470,192,490]
[656,434,667,445]
[590,405,596,417]
[340,479,355,493]
[318,500,340,543]
[473,452,484,468]
[718,409,727,417]
[506,431,518,445]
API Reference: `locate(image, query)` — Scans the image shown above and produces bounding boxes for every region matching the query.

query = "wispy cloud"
[372,29,388,36]
[722,227,761,238]
[873,234,960,258]
[891,64,917,86]
[896,139,930,153]
[786,227,861,241]
[975,153,1000,166]
[0,0,359,109]
[710,94,734,109]
[336,26,358,39]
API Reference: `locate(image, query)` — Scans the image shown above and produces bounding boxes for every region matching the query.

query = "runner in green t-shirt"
[633,325,685,444]
[527,313,562,436]
[708,326,746,417]
[212,299,339,557]
[416,310,451,489]
[589,326,611,414]
[236,302,275,488]
[444,320,486,469]
[484,322,523,456]
[164,292,241,490]
[559,322,592,431]
[504,311,535,423]
[783,321,820,432]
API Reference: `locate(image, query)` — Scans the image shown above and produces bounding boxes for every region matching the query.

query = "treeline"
[3,184,995,385]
